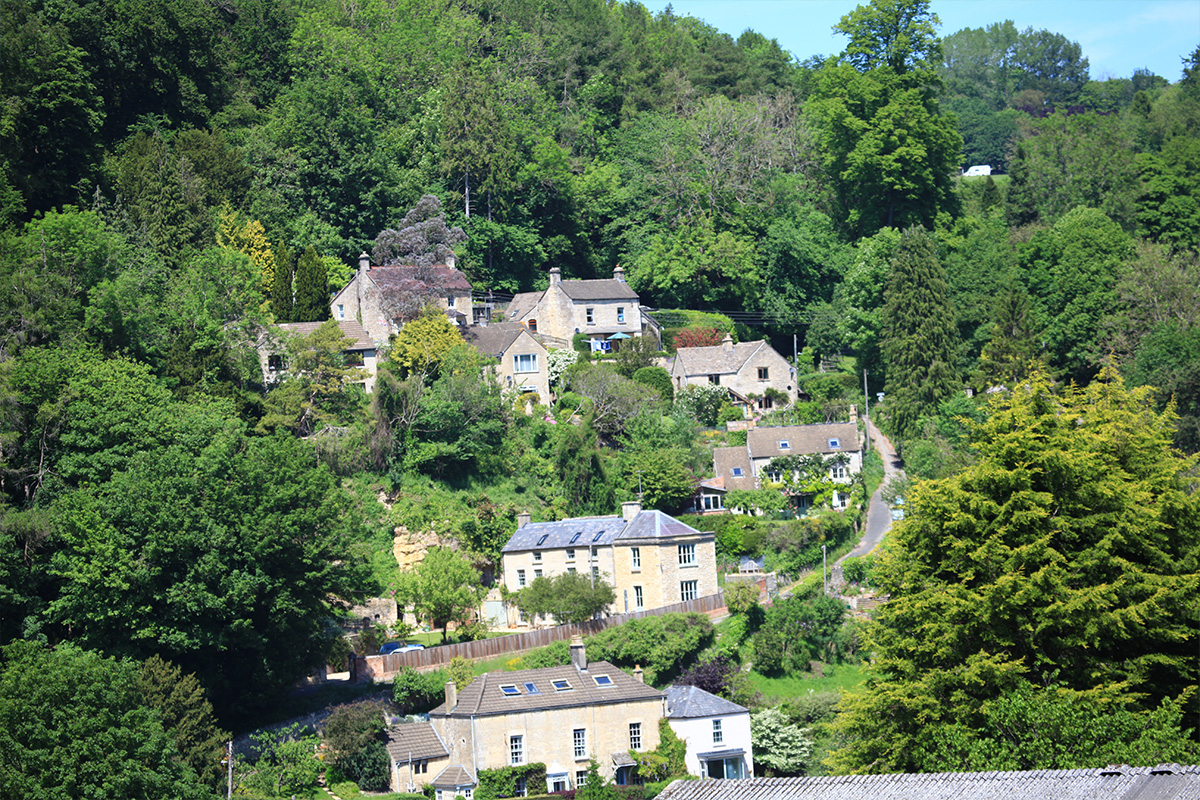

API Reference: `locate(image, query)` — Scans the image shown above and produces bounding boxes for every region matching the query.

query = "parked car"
[380,642,425,655]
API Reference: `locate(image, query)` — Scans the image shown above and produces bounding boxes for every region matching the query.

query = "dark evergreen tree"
[975,283,1043,387]
[880,226,960,439]
[270,240,294,323]
[291,246,328,323]
[979,174,1000,213]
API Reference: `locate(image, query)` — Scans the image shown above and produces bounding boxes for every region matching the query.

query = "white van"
[964,165,992,176]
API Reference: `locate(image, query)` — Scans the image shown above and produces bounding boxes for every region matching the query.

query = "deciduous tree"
[412,546,486,642]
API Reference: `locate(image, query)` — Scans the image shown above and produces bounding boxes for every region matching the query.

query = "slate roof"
[429,661,663,718]
[746,423,860,460]
[501,510,711,554]
[276,320,375,351]
[385,722,449,762]
[655,765,1200,800]
[430,765,476,788]
[713,446,755,492]
[674,341,769,376]
[557,278,640,301]
[462,323,533,358]
[664,685,749,719]
[367,265,473,293]
[505,292,542,322]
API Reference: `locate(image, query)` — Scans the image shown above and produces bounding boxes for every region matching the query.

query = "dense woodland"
[1,0,1199,796]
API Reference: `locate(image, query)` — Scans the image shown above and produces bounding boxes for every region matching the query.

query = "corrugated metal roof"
[654,765,1200,800]
[664,685,749,719]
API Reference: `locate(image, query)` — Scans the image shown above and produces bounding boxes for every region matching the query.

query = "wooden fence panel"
[355,593,726,682]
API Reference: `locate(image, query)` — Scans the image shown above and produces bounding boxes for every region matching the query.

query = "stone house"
[500,501,718,621]
[388,640,664,795]
[670,335,797,416]
[504,266,659,350]
[461,322,551,404]
[664,685,754,780]
[712,422,862,512]
[331,253,474,346]
[257,319,378,393]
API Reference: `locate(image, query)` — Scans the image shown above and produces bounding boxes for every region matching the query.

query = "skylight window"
[501,685,520,696]
[570,532,582,544]
[732,467,743,477]
[593,675,614,687]
[828,438,840,449]
[537,534,548,546]
[524,682,540,694]
[592,532,604,542]
[779,440,790,450]
[552,680,572,692]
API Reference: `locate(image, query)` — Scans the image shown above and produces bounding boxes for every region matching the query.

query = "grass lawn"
[747,662,866,701]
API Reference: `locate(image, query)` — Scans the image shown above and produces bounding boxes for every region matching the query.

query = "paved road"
[845,417,903,560]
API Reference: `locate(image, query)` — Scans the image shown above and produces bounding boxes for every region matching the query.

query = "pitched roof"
[746,423,860,460]
[674,341,769,376]
[504,291,542,322]
[430,765,476,788]
[367,265,473,293]
[462,323,536,358]
[713,447,755,491]
[429,660,663,718]
[664,685,748,719]
[655,765,1200,800]
[385,722,449,762]
[501,510,710,554]
[276,320,375,351]
[557,278,640,301]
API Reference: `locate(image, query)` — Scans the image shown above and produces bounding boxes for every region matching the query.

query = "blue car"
[380,642,426,655]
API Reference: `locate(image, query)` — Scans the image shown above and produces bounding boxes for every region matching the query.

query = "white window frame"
[575,770,588,788]
[713,719,724,744]
[585,307,595,325]
[630,547,641,570]
[617,307,625,323]
[336,304,345,320]
[681,580,698,602]
[573,728,587,759]
[678,543,696,566]
[629,722,642,751]
[510,735,524,765]
[513,353,538,373]
[517,569,526,587]
[732,467,743,477]
[533,550,542,562]
[633,585,643,609]
[779,440,790,450]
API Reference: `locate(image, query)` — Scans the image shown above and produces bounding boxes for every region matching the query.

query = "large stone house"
[505,266,658,351]
[388,640,664,795]
[500,501,717,620]
[670,335,797,416]
[331,253,474,346]
[386,642,756,796]
[461,322,551,403]
[712,422,862,512]
[257,319,378,393]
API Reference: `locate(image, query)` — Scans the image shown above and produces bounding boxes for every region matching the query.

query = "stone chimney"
[359,252,370,276]
[516,511,531,529]
[633,665,644,683]
[621,500,641,523]
[849,404,858,422]
[613,264,626,283]
[722,333,734,353]
[444,680,457,711]
[569,636,587,671]
[445,252,456,269]
[549,266,562,286]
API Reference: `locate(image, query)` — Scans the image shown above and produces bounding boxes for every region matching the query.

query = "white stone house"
[664,685,754,780]
[504,266,659,350]
[670,335,797,416]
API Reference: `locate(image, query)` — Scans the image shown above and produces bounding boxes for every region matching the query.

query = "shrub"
[672,327,724,349]
[572,332,590,353]
[632,366,673,402]
[585,613,714,684]
[675,384,728,426]
[718,403,744,424]
[393,667,447,713]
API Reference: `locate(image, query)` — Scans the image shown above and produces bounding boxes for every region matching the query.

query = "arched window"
[528,319,538,333]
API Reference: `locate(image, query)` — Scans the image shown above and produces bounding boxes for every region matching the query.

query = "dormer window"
[829,438,841,449]
[779,440,790,450]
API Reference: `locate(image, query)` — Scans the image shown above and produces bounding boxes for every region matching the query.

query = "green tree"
[516,572,616,625]
[585,613,714,684]
[413,547,486,642]
[831,368,1200,773]
[323,699,389,791]
[575,760,617,800]
[618,448,696,512]
[258,319,368,436]
[0,641,210,800]
[975,283,1044,387]
[390,305,465,378]
[270,241,295,323]
[632,366,674,402]
[137,655,229,792]
[373,194,467,267]
[292,246,330,323]
[880,227,960,439]
[834,0,942,75]
[235,723,321,798]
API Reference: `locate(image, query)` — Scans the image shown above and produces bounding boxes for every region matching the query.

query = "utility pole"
[822,545,828,596]
[863,369,870,453]
[226,740,233,800]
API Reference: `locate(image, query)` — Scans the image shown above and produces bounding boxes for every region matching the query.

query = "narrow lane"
[845,416,902,560]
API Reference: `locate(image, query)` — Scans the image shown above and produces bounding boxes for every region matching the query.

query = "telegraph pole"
[862,369,870,453]
[822,545,828,596]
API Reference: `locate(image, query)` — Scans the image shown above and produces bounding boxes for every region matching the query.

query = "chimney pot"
[633,665,644,683]
[569,636,586,671]
[516,512,531,529]
[359,252,370,274]
[621,501,641,523]
[444,680,457,710]
[613,265,625,283]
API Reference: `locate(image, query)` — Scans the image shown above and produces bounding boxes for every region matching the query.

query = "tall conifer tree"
[881,226,960,438]
[292,246,329,323]
[271,241,294,323]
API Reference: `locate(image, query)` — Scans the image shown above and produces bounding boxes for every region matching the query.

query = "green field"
[747,662,866,701]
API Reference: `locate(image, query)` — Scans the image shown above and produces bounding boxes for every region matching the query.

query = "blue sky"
[639,0,1199,82]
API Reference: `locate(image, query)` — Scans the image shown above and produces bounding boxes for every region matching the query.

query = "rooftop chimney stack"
[358,252,370,276]
[613,265,626,283]
[549,266,562,286]
[722,333,734,353]
[516,511,531,529]
[633,665,644,683]
[444,680,457,710]
[621,500,642,523]
[569,636,587,671]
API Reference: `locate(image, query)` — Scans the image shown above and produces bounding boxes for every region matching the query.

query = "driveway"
[845,416,902,560]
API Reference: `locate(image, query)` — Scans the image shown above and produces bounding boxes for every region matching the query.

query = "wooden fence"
[353,592,726,683]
